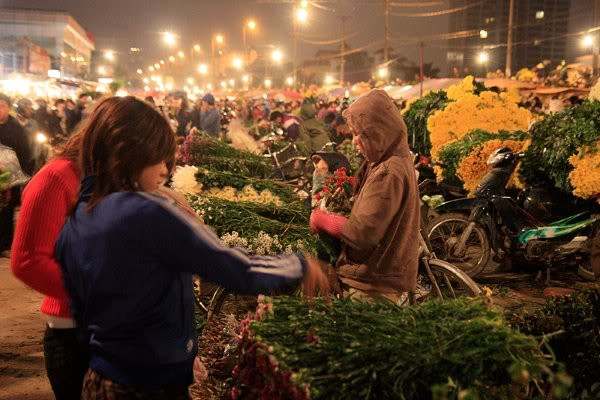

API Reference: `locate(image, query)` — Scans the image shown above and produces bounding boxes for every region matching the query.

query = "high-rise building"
[0,8,95,80]
[447,0,571,76]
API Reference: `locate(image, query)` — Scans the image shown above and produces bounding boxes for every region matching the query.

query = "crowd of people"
[0,85,421,399]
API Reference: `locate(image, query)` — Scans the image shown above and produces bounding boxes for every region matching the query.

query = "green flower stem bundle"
[520,101,600,192]
[195,169,298,204]
[181,132,273,177]
[437,129,529,183]
[188,195,336,260]
[233,296,570,400]
[402,90,450,156]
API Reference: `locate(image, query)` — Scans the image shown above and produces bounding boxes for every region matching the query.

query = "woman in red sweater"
[11,134,88,400]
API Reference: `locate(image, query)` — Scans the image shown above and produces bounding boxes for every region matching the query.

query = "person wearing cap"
[199,93,221,137]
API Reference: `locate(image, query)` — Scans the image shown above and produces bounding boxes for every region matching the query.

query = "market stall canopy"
[385,78,462,100]
[483,78,537,90]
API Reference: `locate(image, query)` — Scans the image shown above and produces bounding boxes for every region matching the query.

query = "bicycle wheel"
[408,258,481,304]
[427,213,491,277]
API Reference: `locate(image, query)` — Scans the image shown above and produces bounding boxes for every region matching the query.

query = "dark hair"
[324,112,336,124]
[0,93,11,106]
[269,111,284,122]
[145,96,155,105]
[54,99,66,107]
[79,96,176,210]
[78,93,89,100]
[66,99,75,106]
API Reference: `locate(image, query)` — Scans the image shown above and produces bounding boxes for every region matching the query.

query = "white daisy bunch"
[171,165,202,195]
[590,80,600,102]
[220,231,307,256]
[205,185,283,206]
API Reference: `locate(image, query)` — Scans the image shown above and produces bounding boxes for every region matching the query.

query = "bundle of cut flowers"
[231,296,571,400]
[314,167,355,216]
[179,131,273,178]
[188,195,337,261]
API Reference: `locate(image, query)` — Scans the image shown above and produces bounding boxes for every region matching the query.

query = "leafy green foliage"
[520,101,600,192]
[234,297,569,400]
[403,90,450,156]
[509,287,600,398]
[437,129,529,182]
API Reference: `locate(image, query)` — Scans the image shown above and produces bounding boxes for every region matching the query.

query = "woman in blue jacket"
[56,96,328,399]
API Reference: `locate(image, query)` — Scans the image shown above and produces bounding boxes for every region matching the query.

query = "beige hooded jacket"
[338,89,420,292]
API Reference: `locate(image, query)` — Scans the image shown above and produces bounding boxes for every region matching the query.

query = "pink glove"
[310,209,348,239]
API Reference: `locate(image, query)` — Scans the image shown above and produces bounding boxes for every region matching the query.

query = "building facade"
[447,0,571,76]
[0,8,95,79]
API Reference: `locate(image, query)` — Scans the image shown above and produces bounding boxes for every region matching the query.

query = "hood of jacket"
[300,102,317,120]
[342,89,409,164]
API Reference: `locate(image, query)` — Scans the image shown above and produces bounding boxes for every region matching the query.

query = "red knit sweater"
[11,158,79,318]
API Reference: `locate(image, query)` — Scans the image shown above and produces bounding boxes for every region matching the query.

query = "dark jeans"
[44,326,90,400]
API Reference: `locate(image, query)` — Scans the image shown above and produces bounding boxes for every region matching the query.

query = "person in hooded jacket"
[309,89,420,300]
[298,103,330,155]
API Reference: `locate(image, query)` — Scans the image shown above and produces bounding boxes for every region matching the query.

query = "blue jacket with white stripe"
[56,178,306,388]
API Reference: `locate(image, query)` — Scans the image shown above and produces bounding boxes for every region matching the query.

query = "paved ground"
[0,257,53,400]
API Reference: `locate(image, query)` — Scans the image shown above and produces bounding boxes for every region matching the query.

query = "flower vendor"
[310,89,420,300]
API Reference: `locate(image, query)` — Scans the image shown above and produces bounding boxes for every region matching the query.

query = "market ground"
[0,257,53,400]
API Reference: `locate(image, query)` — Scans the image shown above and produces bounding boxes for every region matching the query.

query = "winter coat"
[298,103,330,154]
[0,116,34,176]
[337,89,420,292]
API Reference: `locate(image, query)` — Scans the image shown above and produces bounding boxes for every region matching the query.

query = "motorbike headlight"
[35,132,48,144]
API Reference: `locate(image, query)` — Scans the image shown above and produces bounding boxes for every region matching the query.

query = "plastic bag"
[0,144,30,190]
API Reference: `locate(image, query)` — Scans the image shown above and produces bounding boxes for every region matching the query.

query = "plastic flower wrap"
[428,91,532,157]
[569,143,600,202]
[457,139,528,194]
[314,167,355,216]
[171,165,202,195]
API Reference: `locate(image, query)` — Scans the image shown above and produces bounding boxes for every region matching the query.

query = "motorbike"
[427,147,598,279]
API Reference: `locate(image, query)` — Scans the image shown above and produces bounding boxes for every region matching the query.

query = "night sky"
[2,0,595,76]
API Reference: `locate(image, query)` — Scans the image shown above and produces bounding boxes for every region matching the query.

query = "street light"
[271,49,283,63]
[187,77,195,85]
[232,57,244,70]
[296,8,309,23]
[220,81,227,88]
[229,79,235,87]
[98,66,107,76]
[177,51,185,59]
[164,32,177,47]
[212,34,225,83]
[377,67,389,79]
[582,35,594,48]
[243,19,258,72]
[198,64,209,75]
[286,76,294,86]
[477,51,490,64]
[324,75,334,85]
[264,79,272,88]
[148,66,155,72]
[194,44,201,52]
[479,30,488,39]
[169,56,176,63]
[154,63,160,69]
[242,75,250,83]
[136,69,143,74]
[160,60,165,65]
[104,50,115,61]
[300,0,308,8]
[215,35,224,44]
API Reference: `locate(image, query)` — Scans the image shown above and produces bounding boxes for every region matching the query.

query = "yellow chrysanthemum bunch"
[446,76,475,101]
[428,91,532,157]
[569,144,600,202]
[457,139,528,194]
